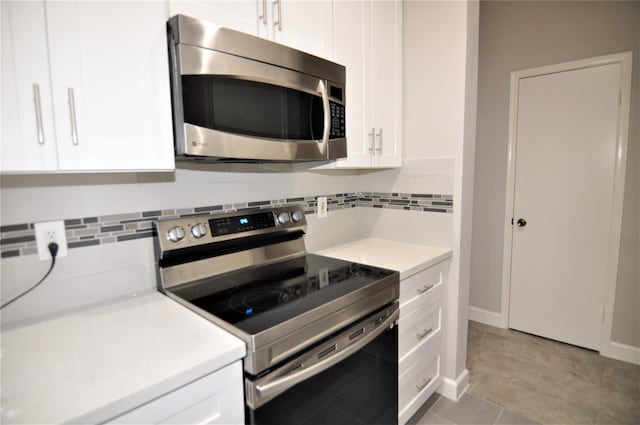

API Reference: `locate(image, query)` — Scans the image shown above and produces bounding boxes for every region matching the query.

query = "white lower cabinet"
[111,361,244,425]
[398,261,448,425]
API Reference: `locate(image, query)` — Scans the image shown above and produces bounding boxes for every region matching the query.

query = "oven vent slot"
[349,328,365,341]
[318,344,337,360]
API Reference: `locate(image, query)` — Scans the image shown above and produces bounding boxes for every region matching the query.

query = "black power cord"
[1,242,59,309]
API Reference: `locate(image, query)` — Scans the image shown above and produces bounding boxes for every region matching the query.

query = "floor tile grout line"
[428,411,455,425]
[493,408,505,425]
[467,391,507,411]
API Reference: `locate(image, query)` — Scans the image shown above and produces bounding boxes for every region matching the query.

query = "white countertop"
[0,291,245,424]
[316,238,452,279]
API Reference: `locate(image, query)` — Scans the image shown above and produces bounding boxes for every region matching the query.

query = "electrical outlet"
[317,197,328,218]
[34,220,68,261]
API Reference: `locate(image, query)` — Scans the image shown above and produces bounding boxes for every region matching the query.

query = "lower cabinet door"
[398,341,442,425]
[398,293,443,361]
[110,361,244,425]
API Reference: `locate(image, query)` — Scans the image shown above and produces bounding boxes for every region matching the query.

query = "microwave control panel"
[330,102,345,139]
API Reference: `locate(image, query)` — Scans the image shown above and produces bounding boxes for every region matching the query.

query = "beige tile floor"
[409,320,639,425]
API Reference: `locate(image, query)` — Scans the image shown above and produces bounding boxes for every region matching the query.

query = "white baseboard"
[467,306,506,328]
[437,369,469,401]
[600,340,640,365]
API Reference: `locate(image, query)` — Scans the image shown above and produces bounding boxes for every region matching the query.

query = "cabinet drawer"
[400,262,446,307]
[398,293,442,360]
[398,346,441,422]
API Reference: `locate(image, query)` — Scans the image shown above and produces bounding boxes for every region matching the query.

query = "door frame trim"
[499,52,633,354]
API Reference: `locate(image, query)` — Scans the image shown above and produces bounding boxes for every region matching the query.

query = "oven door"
[171,45,346,162]
[245,304,399,425]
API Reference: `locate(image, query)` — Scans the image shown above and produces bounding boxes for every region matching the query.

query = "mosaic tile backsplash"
[1,192,452,258]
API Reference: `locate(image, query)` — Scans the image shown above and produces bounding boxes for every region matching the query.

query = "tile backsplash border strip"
[1,192,453,258]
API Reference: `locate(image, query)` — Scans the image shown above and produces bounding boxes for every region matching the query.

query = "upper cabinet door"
[168,0,260,35]
[314,0,401,170]
[46,2,174,171]
[325,0,372,168]
[371,0,401,167]
[271,0,334,60]
[1,1,58,172]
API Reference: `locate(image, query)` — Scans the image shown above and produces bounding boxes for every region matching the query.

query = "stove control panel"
[155,205,307,249]
[210,211,276,236]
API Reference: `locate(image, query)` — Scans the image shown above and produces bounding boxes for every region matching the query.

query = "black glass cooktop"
[169,254,396,335]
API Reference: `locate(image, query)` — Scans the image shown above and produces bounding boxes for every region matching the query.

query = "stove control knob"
[290,211,302,223]
[191,223,207,238]
[167,226,185,243]
[277,212,290,225]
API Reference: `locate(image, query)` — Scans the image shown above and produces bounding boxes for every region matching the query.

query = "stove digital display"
[209,212,276,236]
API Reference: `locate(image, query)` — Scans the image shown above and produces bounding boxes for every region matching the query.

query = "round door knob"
[277,212,289,225]
[191,223,207,238]
[290,210,302,223]
[167,226,185,242]
[516,218,527,227]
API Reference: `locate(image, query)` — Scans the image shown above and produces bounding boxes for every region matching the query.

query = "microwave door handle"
[252,309,398,407]
[319,80,330,155]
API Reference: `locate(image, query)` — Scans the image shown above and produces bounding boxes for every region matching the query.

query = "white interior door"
[508,60,625,350]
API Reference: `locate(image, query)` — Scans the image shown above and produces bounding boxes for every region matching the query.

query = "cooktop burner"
[228,287,303,315]
[169,254,394,335]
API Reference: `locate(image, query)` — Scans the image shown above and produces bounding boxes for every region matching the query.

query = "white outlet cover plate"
[317,197,328,218]
[34,221,68,261]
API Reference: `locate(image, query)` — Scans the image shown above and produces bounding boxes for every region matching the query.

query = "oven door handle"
[250,308,398,408]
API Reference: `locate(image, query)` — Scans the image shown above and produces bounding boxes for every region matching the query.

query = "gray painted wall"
[470,1,639,346]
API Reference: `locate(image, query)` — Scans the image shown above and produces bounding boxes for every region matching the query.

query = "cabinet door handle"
[416,327,433,340]
[259,0,267,24]
[273,0,282,31]
[417,284,434,295]
[368,128,375,152]
[416,377,433,391]
[375,128,382,153]
[33,84,45,145]
[67,88,79,145]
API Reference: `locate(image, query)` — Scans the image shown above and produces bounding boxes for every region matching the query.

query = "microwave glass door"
[182,76,325,141]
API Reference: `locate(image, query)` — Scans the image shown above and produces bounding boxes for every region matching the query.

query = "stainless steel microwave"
[167,15,347,162]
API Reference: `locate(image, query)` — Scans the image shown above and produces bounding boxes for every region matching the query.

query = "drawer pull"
[416,327,433,340]
[417,284,434,294]
[416,377,433,391]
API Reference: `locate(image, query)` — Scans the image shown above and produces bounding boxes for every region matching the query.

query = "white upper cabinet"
[1,1,174,174]
[370,0,402,168]
[1,2,58,172]
[168,0,334,59]
[270,1,334,60]
[317,0,402,169]
[168,1,259,35]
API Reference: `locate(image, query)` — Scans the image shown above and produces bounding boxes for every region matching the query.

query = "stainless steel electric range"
[154,205,400,425]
